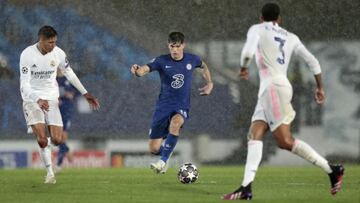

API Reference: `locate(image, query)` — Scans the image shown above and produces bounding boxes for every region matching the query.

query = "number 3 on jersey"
[274,37,286,64]
[171,74,184,89]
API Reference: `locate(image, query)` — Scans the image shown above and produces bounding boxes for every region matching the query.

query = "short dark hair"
[168,32,185,44]
[261,3,280,21]
[38,25,57,38]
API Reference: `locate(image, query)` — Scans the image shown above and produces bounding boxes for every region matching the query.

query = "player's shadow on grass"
[158,182,220,196]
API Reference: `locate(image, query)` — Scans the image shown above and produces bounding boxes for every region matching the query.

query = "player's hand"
[84,93,100,110]
[199,82,213,96]
[315,88,325,104]
[37,99,49,111]
[131,64,140,76]
[239,67,249,80]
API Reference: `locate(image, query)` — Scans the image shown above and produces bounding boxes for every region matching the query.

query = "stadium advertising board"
[0,151,27,168]
[32,150,108,168]
[111,151,181,168]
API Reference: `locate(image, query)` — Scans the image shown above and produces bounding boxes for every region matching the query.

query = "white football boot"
[44,174,56,184]
[159,161,169,174]
[150,160,166,174]
[159,151,173,174]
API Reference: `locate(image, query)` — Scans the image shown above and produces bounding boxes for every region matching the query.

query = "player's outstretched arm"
[131,64,150,77]
[293,37,324,105]
[83,93,100,110]
[198,61,213,96]
[61,67,100,110]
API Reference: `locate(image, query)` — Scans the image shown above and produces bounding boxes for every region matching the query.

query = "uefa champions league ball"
[177,163,199,184]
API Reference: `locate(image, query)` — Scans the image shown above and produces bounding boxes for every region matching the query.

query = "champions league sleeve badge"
[22,66,28,74]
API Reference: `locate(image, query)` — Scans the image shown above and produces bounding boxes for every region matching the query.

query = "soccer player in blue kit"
[131,32,213,173]
[54,74,79,173]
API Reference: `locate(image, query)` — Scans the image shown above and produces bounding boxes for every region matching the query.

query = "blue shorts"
[62,116,72,131]
[149,109,189,139]
[60,105,73,132]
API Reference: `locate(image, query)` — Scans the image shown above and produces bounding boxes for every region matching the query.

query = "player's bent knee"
[37,137,48,148]
[169,121,183,134]
[171,121,182,129]
[277,138,293,151]
[169,127,181,135]
[171,116,184,127]
[51,136,63,146]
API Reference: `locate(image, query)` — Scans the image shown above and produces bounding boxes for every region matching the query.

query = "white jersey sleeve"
[57,49,87,95]
[240,25,260,67]
[293,36,321,75]
[20,50,40,102]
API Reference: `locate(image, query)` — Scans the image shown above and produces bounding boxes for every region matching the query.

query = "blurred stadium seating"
[0,2,149,79]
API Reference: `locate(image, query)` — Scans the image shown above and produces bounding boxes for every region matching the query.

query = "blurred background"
[0,0,359,169]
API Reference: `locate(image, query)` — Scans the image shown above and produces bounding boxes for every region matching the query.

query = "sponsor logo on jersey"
[31,70,55,79]
[31,64,37,68]
[50,60,56,67]
[186,64,192,70]
[171,74,184,89]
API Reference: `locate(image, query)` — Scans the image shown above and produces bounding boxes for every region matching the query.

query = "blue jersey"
[57,76,79,121]
[147,53,202,111]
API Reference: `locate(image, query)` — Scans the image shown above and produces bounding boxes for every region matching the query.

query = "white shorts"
[251,83,296,132]
[23,100,63,127]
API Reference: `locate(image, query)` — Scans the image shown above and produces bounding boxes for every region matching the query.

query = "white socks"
[242,140,263,187]
[291,139,332,173]
[39,140,54,176]
[47,137,55,148]
[241,138,332,187]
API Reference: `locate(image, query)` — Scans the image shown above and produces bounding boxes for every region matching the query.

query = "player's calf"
[150,146,163,156]
[37,137,48,148]
[51,136,63,146]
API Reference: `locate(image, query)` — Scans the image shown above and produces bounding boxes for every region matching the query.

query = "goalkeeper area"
[0,166,358,203]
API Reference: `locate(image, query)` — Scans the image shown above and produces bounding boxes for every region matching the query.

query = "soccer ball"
[177,163,199,184]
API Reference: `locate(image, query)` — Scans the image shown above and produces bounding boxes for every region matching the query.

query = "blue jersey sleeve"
[194,55,202,69]
[146,57,162,72]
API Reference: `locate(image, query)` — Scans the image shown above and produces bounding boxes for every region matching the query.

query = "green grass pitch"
[0,165,359,203]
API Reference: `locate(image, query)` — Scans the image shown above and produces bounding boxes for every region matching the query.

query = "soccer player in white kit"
[20,25,100,184]
[223,3,344,200]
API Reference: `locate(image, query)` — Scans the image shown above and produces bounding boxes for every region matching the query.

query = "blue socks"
[161,134,178,162]
[57,143,69,166]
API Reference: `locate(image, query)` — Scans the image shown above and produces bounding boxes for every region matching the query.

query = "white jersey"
[240,22,321,97]
[20,44,87,102]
